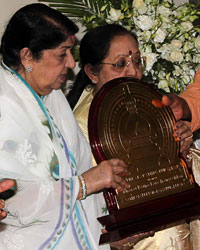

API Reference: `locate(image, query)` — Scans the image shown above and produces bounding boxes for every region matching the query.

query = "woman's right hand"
[81,159,130,197]
[161,94,191,121]
[173,120,193,154]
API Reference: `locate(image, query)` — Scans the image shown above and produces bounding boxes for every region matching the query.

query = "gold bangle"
[123,242,135,248]
[78,176,83,200]
[185,134,193,140]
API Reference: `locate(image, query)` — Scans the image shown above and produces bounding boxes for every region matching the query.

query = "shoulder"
[74,89,93,111]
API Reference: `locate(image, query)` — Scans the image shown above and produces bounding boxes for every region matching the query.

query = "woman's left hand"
[0,179,15,220]
[173,120,193,156]
[109,231,155,250]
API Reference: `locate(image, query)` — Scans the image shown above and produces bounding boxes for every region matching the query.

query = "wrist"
[78,175,87,200]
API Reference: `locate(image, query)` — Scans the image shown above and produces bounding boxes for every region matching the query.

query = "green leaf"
[101,4,108,12]
[39,0,111,19]
[40,0,200,94]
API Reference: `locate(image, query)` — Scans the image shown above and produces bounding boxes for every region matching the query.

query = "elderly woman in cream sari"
[68,24,198,250]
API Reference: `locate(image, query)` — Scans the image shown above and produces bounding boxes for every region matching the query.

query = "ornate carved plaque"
[88,77,200,244]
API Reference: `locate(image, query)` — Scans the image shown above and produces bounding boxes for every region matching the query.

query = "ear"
[20,48,33,69]
[84,64,98,84]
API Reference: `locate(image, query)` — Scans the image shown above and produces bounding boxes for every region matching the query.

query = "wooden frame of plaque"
[88,77,200,245]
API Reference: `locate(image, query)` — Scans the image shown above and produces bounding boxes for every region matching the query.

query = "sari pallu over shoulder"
[0,63,105,250]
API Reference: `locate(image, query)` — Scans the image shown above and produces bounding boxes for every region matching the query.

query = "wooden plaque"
[88,77,200,244]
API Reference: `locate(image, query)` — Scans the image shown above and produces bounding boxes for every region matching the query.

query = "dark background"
[189,0,200,25]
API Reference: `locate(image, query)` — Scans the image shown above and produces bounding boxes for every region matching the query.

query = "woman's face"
[20,36,75,96]
[91,35,143,94]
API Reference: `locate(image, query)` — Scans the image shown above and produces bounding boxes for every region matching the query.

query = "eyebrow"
[60,45,73,50]
[113,51,140,60]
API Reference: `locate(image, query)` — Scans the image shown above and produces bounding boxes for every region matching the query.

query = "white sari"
[0,63,109,250]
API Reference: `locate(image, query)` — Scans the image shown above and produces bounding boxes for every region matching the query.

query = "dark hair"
[67,24,138,109]
[0,3,78,70]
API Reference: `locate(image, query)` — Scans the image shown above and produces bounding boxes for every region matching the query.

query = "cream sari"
[74,89,200,250]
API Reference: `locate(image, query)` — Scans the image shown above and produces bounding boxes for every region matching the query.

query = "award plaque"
[88,77,200,244]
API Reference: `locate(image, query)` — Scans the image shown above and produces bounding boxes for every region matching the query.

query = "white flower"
[195,36,200,50]
[182,64,191,73]
[134,15,154,31]
[154,28,166,43]
[183,41,193,52]
[108,8,122,21]
[181,21,193,31]
[190,69,196,78]
[161,16,171,24]
[157,44,171,60]
[158,79,169,90]
[173,66,182,76]
[143,31,151,41]
[193,55,200,64]
[185,54,192,62]
[143,52,158,71]
[169,50,183,63]
[132,0,147,14]
[144,44,153,53]
[182,74,191,84]
[158,71,166,79]
[78,0,200,93]
[157,6,172,17]
[171,40,182,49]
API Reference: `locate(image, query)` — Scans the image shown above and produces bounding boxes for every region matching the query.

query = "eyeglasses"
[99,56,146,72]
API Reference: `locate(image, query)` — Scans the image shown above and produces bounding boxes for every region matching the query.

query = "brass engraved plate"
[89,77,194,210]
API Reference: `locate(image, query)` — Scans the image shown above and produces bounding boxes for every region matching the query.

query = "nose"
[65,50,76,69]
[125,62,137,78]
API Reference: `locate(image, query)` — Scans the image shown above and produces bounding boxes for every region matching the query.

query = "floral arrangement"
[40,0,200,94]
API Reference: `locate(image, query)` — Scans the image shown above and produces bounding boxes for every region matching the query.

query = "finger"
[108,159,129,175]
[180,137,193,154]
[174,121,190,132]
[0,210,7,220]
[114,174,130,191]
[152,99,163,108]
[179,132,192,142]
[108,159,126,168]
[0,199,7,221]
[0,199,5,209]
[0,180,15,193]
[112,165,129,175]
[173,129,192,142]
[161,95,174,106]
[179,132,193,142]
[173,121,192,141]
[101,228,107,234]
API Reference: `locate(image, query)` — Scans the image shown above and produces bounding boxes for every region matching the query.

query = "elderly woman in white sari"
[0,4,139,250]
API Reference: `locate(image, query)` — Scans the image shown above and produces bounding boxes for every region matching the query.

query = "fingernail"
[173,135,179,141]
